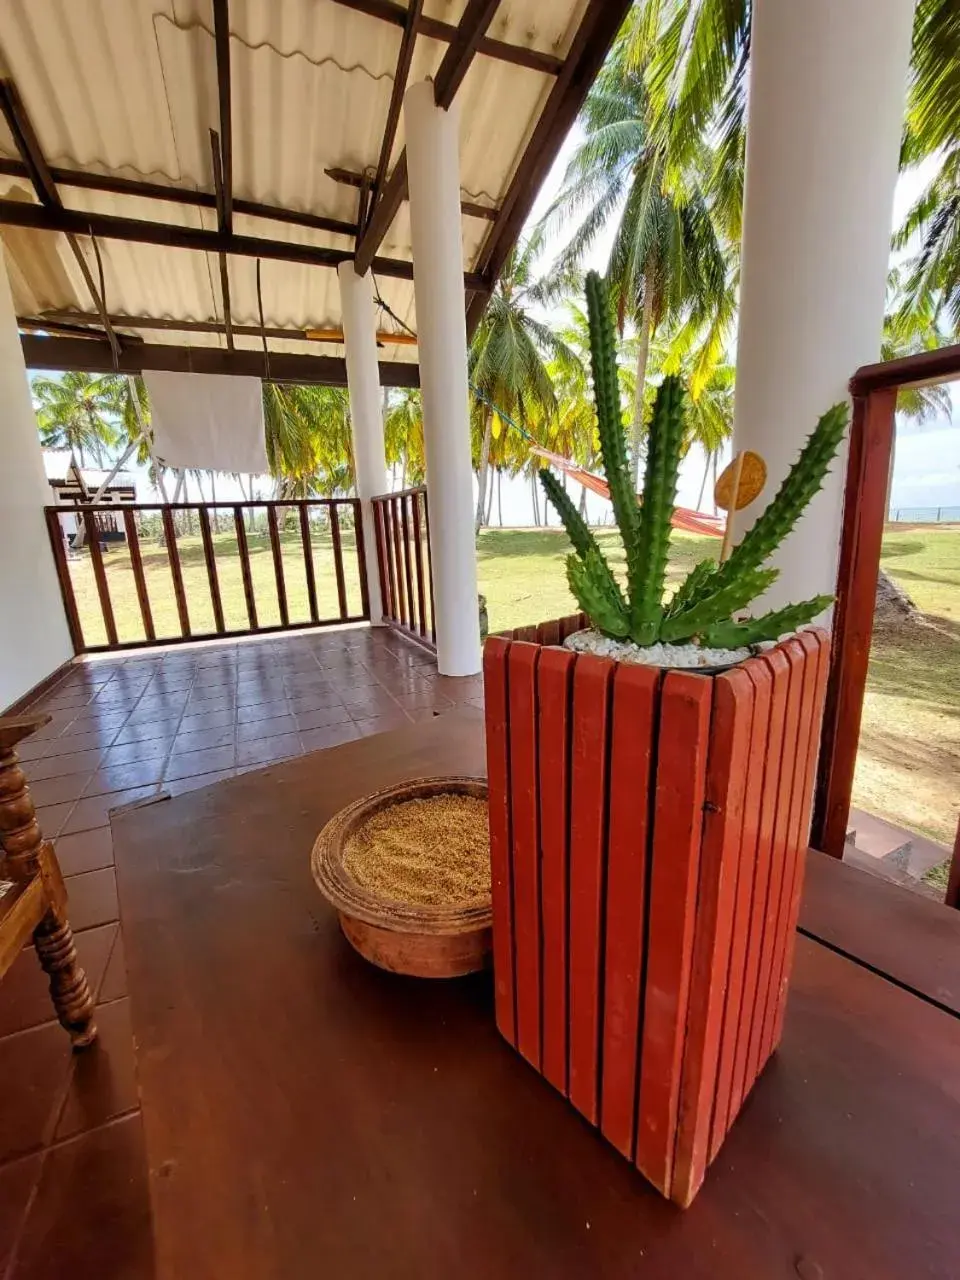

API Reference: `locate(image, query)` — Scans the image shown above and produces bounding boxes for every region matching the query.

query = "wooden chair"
[0,714,97,1047]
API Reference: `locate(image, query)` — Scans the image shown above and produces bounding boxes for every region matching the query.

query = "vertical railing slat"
[422,489,436,642]
[399,494,417,634]
[44,510,85,653]
[234,505,258,630]
[299,504,320,624]
[410,491,428,638]
[161,507,191,638]
[84,508,118,646]
[391,496,407,627]
[381,499,399,624]
[198,507,225,634]
[329,504,349,620]
[267,505,289,626]
[373,499,390,622]
[352,499,371,620]
[123,508,155,642]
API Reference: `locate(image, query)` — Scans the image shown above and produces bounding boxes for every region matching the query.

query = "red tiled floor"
[55,999,139,1141]
[0,626,473,1279]
[62,868,119,931]
[12,1115,155,1280]
[55,828,114,876]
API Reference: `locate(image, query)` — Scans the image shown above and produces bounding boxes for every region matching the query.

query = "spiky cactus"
[538,270,848,649]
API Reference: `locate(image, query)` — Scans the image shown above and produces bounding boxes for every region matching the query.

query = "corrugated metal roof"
[0,0,589,366]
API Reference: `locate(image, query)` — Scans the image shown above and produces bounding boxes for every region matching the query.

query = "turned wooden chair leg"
[34,907,98,1048]
[0,714,98,1049]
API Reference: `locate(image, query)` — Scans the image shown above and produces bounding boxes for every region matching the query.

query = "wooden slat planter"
[483,620,831,1207]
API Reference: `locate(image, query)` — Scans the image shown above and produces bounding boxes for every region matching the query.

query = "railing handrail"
[371,485,427,503]
[850,342,960,396]
[44,498,359,513]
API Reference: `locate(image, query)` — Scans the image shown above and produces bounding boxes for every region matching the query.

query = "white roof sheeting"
[0,0,598,369]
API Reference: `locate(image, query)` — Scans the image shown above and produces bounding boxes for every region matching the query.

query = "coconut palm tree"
[385,389,426,488]
[33,371,119,470]
[263,383,353,499]
[545,31,729,487]
[469,229,578,531]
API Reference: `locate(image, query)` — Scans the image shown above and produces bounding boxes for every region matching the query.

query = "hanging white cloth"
[143,371,268,474]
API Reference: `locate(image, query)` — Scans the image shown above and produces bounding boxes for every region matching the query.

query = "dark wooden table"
[113,708,960,1280]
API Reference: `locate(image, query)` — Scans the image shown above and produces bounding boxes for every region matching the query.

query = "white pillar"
[338,263,388,624]
[0,245,72,707]
[404,79,481,676]
[732,0,915,608]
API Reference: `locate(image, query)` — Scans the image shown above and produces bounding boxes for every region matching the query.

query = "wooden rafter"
[465,0,634,336]
[210,130,235,350]
[20,334,421,387]
[326,0,563,76]
[21,311,417,347]
[0,158,358,239]
[368,0,424,223]
[355,0,501,275]
[0,199,490,292]
[325,166,497,221]
[0,77,121,362]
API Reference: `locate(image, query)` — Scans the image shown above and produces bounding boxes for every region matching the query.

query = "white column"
[732,0,915,608]
[404,79,481,676]
[338,263,388,624]
[0,245,73,707]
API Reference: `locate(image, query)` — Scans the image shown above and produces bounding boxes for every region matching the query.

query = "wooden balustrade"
[813,340,960,910]
[371,487,436,651]
[43,499,369,653]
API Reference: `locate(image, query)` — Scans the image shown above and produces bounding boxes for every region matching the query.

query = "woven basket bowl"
[311,776,492,978]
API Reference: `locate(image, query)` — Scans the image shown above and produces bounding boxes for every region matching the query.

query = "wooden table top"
[113,709,960,1280]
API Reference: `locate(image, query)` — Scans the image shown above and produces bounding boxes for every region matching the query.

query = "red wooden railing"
[44,499,369,653]
[371,486,436,651]
[812,340,960,909]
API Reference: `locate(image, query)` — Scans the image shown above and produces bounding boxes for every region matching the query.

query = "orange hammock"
[530,446,725,538]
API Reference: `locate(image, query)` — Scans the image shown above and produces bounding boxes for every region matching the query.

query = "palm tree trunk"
[497,468,503,526]
[630,279,654,491]
[711,452,719,515]
[578,486,588,519]
[485,469,495,525]
[531,470,540,526]
[475,408,494,532]
[697,450,712,511]
[210,471,220,532]
[885,425,897,518]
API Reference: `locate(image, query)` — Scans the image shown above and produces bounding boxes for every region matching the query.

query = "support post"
[404,79,481,676]
[730,0,915,609]
[0,248,73,708]
[337,263,388,624]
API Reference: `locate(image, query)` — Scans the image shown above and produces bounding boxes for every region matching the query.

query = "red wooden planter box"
[483,615,830,1207]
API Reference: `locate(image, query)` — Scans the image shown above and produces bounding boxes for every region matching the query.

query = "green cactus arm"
[707,404,848,601]
[566,553,631,638]
[584,272,642,588]
[630,376,686,645]
[665,559,717,619]
[702,596,833,649]
[659,568,779,644]
[539,467,627,613]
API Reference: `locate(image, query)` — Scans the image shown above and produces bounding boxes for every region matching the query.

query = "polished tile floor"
[0,626,481,1278]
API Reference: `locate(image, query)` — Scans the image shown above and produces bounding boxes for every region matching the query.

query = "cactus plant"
[539,271,847,649]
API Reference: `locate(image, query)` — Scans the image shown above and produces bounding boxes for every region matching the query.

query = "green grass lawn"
[65,518,960,849]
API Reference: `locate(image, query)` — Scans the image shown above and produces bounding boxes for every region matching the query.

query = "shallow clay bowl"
[311,776,491,978]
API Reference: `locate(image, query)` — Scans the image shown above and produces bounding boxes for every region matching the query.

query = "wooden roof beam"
[368,0,424,224]
[0,199,491,292]
[20,333,421,387]
[326,0,563,76]
[465,0,634,336]
[0,157,359,240]
[354,0,501,275]
[325,166,497,221]
[22,310,417,347]
[0,77,122,362]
